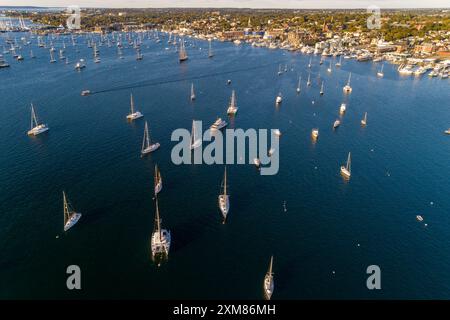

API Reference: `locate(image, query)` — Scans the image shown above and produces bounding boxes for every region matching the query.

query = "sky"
[1,0,449,9]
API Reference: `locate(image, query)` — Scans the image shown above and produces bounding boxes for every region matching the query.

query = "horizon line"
[1,6,450,10]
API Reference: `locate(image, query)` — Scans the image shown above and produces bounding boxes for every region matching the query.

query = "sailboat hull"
[155,182,162,195]
[28,125,49,136]
[264,276,274,300]
[142,143,160,155]
[218,195,230,220]
[64,213,82,232]
[340,166,351,179]
[127,112,143,120]
[151,229,171,256]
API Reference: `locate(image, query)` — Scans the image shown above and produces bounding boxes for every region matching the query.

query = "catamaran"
[343,73,352,93]
[340,152,351,179]
[190,83,196,101]
[27,103,49,136]
[141,121,160,155]
[377,64,384,77]
[361,112,367,126]
[296,76,301,93]
[179,39,188,62]
[154,164,162,195]
[210,117,228,131]
[151,197,171,257]
[227,90,238,115]
[63,191,82,232]
[190,120,202,150]
[126,94,143,120]
[218,166,230,222]
[263,256,274,300]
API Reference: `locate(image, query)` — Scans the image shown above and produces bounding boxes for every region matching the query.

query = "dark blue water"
[1,32,449,299]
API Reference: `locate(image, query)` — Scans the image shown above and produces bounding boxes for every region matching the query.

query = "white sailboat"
[275,93,282,104]
[296,76,301,93]
[311,128,319,139]
[63,191,82,232]
[227,90,238,115]
[49,49,56,63]
[327,60,332,73]
[218,166,230,222]
[335,55,342,67]
[307,72,311,86]
[210,117,228,131]
[190,120,202,150]
[343,72,352,93]
[340,152,351,179]
[339,103,346,115]
[126,93,143,120]
[377,64,384,77]
[263,256,274,300]
[190,83,196,101]
[361,112,367,126]
[179,39,188,62]
[154,164,162,195]
[27,103,49,136]
[308,57,312,68]
[141,121,160,155]
[320,81,324,95]
[151,197,171,257]
[333,119,341,129]
[208,40,214,58]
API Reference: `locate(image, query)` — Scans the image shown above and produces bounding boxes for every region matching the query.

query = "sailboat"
[141,121,160,155]
[307,72,311,86]
[190,83,196,101]
[311,128,319,139]
[263,256,274,300]
[136,48,143,60]
[361,112,367,126]
[340,152,351,179]
[227,90,238,115]
[327,60,332,73]
[377,64,384,77]
[339,103,346,115]
[0,54,10,68]
[154,164,162,195]
[151,197,171,257]
[178,39,188,62]
[343,72,352,93]
[49,49,56,63]
[277,64,283,75]
[276,93,282,104]
[335,55,342,67]
[63,191,82,232]
[308,57,312,68]
[190,120,202,150]
[333,119,341,129]
[320,81,324,95]
[208,40,214,58]
[30,50,35,58]
[27,103,49,136]
[218,166,230,222]
[126,93,143,120]
[296,76,301,93]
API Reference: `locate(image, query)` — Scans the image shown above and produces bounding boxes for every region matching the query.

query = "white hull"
[218,195,229,220]
[155,182,162,195]
[264,276,274,300]
[227,107,238,115]
[275,96,282,104]
[340,166,351,179]
[343,85,352,93]
[28,125,49,136]
[190,139,202,150]
[151,229,171,256]
[64,213,82,232]
[142,142,160,155]
[127,112,143,120]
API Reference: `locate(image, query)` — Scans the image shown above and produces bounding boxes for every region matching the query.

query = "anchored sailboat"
[208,40,214,58]
[227,90,238,115]
[126,93,143,120]
[154,164,162,195]
[190,83,196,101]
[141,121,160,155]
[296,76,301,93]
[340,152,351,179]
[151,197,171,257]
[190,120,202,150]
[335,55,342,67]
[218,166,230,222]
[320,81,324,95]
[343,72,352,93]
[377,64,384,77]
[27,103,49,136]
[307,72,311,86]
[63,191,82,232]
[263,256,274,300]
[276,93,282,104]
[327,60,332,73]
[361,112,367,126]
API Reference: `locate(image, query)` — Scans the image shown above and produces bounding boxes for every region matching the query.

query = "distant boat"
[179,39,188,62]
[276,93,282,104]
[27,103,49,136]
[136,49,143,60]
[361,112,367,126]
[151,197,171,257]
[274,129,281,137]
[141,121,160,155]
[327,60,332,73]
[190,83,196,101]
[335,55,342,67]
[340,152,351,179]
[377,64,384,77]
[445,129,450,135]
[227,90,238,115]
[190,120,202,150]
[126,94,143,120]
[333,119,341,129]
[307,72,311,86]
[320,81,324,95]
[81,90,90,96]
[63,191,82,232]
[311,128,319,139]
[154,164,162,195]
[277,64,283,75]
[253,158,261,167]
[208,40,214,58]
[29,50,35,58]
[308,58,312,68]
[263,256,274,300]
[75,59,86,70]
[218,166,230,222]
[210,117,228,131]
[0,54,10,68]
[339,103,346,115]
[296,76,301,93]
[416,215,424,222]
[343,73,352,93]
[49,50,56,63]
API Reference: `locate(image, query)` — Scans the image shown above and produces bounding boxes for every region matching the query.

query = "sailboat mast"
[63,191,69,224]
[155,197,162,237]
[268,256,273,275]
[223,166,227,196]
[347,152,351,172]
[348,72,352,85]
[130,94,134,114]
